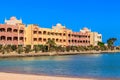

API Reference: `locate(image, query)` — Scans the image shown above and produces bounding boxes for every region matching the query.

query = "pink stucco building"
[68,28,90,46]
[0,17,25,45]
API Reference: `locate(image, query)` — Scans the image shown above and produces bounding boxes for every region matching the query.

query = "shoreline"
[0,72,113,80]
[0,50,120,58]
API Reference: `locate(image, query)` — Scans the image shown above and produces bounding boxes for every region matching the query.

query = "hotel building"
[90,32,102,46]
[68,28,91,46]
[25,23,72,46]
[0,17,102,47]
[0,17,25,45]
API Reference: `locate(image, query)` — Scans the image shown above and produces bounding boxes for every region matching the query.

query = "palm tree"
[78,46,85,51]
[61,46,66,52]
[11,45,17,51]
[97,42,106,51]
[1,45,6,54]
[42,45,48,52]
[107,38,117,50]
[6,45,12,53]
[98,42,104,47]
[33,45,40,53]
[94,46,99,51]
[46,39,56,52]
[24,45,31,53]
[0,45,2,50]
[17,46,23,54]
[87,45,94,51]
[70,46,75,52]
[38,45,44,52]
[66,46,71,52]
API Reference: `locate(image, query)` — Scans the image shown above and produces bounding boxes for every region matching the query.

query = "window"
[33,38,37,41]
[68,34,71,37]
[39,38,42,41]
[43,31,46,34]
[19,30,24,34]
[13,29,18,32]
[63,33,66,36]
[20,37,24,40]
[52,38,55,41]
[59,33,62,36]
[7,37,12,41]
[33,31,37,34]
[75,40,77,43]
[13,37,18,41]
[68,40,71,43]
[48,32,50,35]
[60,39,62,42]
[83,40,85,43]
[0,28,5,32]
[63,39,66,42]
[39,31,42,34]
[43,38,46,42]
[7,28,12,32]
[80,41,82,43]
[56,39,59,42]
[1,36,6,40]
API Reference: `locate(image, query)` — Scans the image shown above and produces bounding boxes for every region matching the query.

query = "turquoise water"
[0,53,120,78]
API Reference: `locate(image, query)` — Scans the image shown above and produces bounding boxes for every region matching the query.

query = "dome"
[10,16,17,20]
[56,23,62,26]
[83,27,89,30]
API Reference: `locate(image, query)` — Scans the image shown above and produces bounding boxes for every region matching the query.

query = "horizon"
[0,0,120,45]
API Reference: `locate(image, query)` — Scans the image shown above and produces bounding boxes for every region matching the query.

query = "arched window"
[1,36,6,40]
[19,30,24,34]
[0,28,5,32]
[7,28,12,32]
[13,37,18,41]
[13,29,18,32]
[7,37,12,41]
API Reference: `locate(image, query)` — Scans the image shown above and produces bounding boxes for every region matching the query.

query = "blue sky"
[0,0,120,45]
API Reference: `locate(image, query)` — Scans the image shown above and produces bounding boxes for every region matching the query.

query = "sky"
[0,0,120,45]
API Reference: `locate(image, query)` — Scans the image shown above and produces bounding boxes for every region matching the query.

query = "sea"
[0,52,120,78]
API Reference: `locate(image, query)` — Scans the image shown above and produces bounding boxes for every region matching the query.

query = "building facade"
[25,23,72,46]
[68,29,91,46]
[0,17,102,47]
[0,17,25,45]
[90,32,102,46]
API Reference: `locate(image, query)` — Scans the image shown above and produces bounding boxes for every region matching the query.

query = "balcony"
[13,37,18,41]
[7,28,12,33]
[38,38,42,42]
[56,39,59,42]
[19,37,24,41]
[7,37,12,41]
[33,31,37,34]
[19,30,24,34]
[0,36,6,41]
[33,38,37,42]
[43,38,46,42]
[0,28,6,32]
[13,29,18,33]
[38,31,42,34]
[43,31,47,35]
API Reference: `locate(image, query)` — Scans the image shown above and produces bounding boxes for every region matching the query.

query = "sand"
[0,72,97,80]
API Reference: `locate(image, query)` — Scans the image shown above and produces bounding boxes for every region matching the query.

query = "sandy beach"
[0,72,97,80]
